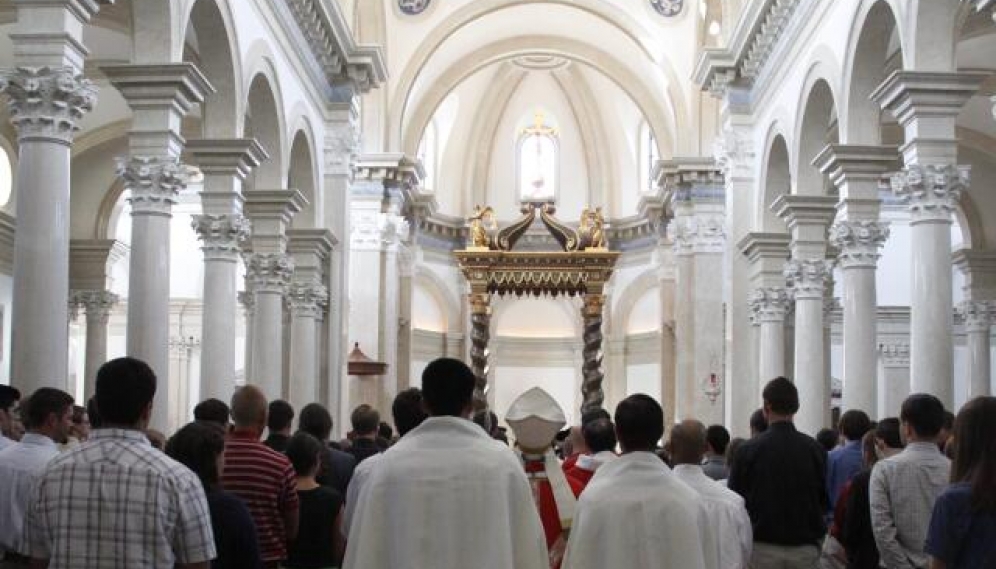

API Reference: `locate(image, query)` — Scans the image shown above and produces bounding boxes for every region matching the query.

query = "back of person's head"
[816,428,839,452]
[727,437,746,463]
[861,430,879,469]
[951,396,996,512]
[285,431,324,478]
[582,418,617,454]
[165,421,226,489]
[943,410,955,433]
[86,396,102,429]
[230,385,267,429]
[581,407,611,427]
[267,400,294,433]
[875,417,904,450]
[0,384,20,412]
[614,394,664,453]
[900,393,945,440]
[706,424,731,455]
[762,377,799,417]
[298,403,333,441]
[96,357,157,427]
[669,419,708,465]
[392,388,428,437]
[22,388,74,434]
[421,358,475,417]
[749,408,768,435]
[378,422,393,440]
[193,398,230,427]
[839,409,872,442]
[350,404,380,435]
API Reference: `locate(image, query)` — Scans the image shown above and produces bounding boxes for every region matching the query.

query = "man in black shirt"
[729,376,828,569]
[347,404,384,464]
[263,399,294,452]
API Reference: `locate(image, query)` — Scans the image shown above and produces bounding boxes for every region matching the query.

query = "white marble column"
[775,196,837,435]
[957,301,994,398]
[750,287,791,383]
[238,290,255,381]
[879,341,911,417]
[287,229,334,410]
[671,200,695,420]
[739,232,792,402]
[187,139,266,402]
[873,71,986,409]
[70,290,119,398]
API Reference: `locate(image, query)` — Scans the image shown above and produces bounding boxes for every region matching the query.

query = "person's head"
[939,410,956,445]
[0,384,21,437]
[95,357,157,429]
[350,404,380,437]
[950,397,996,512]
[392,388,428,437]
[165,421,226,490]
[146,429,166,450]
[669,419,708,466]
[816,428,839,453]
[762,377,799,422]
[286,431,324,479]
[193,398,230,428]
[22,388,74,443]
[705,424,731,457]
[421,358,475,417]
[749,408,768,437]
[472,410,500,435]
[581,407,611,427]
[582,418,617,454]
[298,403,333,441]
[727,437,746,464]
[861,430,879,469]
[69,405,89,441]
[86,396,102,429]
[230,385,267,436]
[566,426,588,456]
[614,394,664,453]
[267,400,294,435]
[839,409,872,442]
[874,417,904,456]
[899,393,945,443]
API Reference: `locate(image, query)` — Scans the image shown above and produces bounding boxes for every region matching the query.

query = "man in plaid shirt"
[24,357,216,569]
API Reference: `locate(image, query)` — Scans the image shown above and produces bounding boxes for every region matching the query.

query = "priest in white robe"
[563,394,718,569]
[343,358,548,569]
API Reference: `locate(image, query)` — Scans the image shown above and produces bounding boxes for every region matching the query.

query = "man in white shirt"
[563,394,718,569]
[0,388,74,561]
[0,385,21,452]
[343,358,547,569]
[670,419,752,569]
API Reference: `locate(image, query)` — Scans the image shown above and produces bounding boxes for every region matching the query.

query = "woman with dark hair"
[925,397,996,569]
[285,431,346,569]
[166,421,263,569]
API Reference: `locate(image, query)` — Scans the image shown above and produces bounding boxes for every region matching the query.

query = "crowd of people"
[0,356,993,569]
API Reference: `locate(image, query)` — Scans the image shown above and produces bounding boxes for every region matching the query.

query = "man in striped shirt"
[222,386,299,569]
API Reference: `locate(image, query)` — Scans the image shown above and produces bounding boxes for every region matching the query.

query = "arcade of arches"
[0,0,994,437]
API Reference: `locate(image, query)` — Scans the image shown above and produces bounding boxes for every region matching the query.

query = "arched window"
[517,111,559,202]
[417,120,438,192]
[639,122,660,194]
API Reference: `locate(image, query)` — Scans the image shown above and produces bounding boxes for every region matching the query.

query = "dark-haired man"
[874,417,904,458]
[193,398,231,429]
[24,357,216,569]
[0,388,73,560]
[299,403,355,496]
[703,424,731,481]
[827,409,872,513]
[870,394,950,569]
[728,377,827,569]
[343,358,547,569]
[564,417,617,488]
[347,404,383,464]
[263,399,294,452]
[563,394,715,569]
[0,384,21,451]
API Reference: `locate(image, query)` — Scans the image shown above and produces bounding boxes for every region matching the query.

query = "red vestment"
[524,460,584,569]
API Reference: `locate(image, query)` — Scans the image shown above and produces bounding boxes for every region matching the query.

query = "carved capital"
[829,220,890,268]
[246,253,294,293]
[749,287,791,324]
[70,290,119,325]
[327,124,361,175]
[0,67,96,143]
[192,214,251,259]
[957,300,996,333]
[118,156,190,215]
[238,290,255,314]
[891,164,969,222]
[288,281,329,317]
[672,214,725,254]
[879,342,910,368]
[784,259,833,300]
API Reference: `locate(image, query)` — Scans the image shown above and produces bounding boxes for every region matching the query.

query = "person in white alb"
[343,358,548,569]
[0,388,74,564]
[670,419,753,569]
[563,394,718,569]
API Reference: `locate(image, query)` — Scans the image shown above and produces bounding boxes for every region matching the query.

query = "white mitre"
[506,387,567,452]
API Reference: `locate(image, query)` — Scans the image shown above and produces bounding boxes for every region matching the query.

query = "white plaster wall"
[627,288,662,334]
[0,274,12,385]
[412,282,446,332]
[493,296,578,338]
[626,362,661,402]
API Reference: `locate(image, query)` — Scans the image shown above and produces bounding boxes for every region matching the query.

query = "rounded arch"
[183,0,242,138]
[243,52,287,190]
[612,270,664,335]
[412,268,462,333]
[793,77,838,196]
[287,124,318,229]
[757,125,792,232]
[841,0,904,144]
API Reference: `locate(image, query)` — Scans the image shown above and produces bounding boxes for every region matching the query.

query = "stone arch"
[287,124,318,229]
[792,77,838,196]
[906,0,963,72]
[243,52,287,189]
[841,0,904,144]
[757,124,792,232]
[613,270,664,335]
[183,0,242,138]
[412,268,462,333]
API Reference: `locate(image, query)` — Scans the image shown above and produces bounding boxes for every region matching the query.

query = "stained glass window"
[517,112,558,202]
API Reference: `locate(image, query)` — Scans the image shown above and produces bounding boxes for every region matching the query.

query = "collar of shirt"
[673,463,708,481]
[18,432,57,450]
[904,441,943,455]
[228,430,263,442]
[90,428,152,445]
[768,421,797,433]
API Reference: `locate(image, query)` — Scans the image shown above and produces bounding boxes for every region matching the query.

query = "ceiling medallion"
[650,0,683,17]
[398,0,431,16]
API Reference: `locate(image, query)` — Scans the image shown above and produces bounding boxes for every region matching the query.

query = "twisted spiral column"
[469,292,492,423]
[581,294,606,414]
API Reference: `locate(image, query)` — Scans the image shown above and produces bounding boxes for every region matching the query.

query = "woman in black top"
[166,421,263,569]
[286,432,346,569]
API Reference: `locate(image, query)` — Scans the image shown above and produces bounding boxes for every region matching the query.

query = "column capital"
[771,195,837,231]
[953,249,996,299]
[100,63,214,115]
[185,138,269,180]
[353,153,424,198]
[246,252,294,293]
[288,281,329,318]
[891,164,968,222]
[784,259,833,300]
[673,213,726,254]
[956,300,996,333]
[0,66,96,143]
[244,189,307,252]
[812,144,899,199]
[118,155,189,215]
[192,214,251,260]
[70,289,119,324]
[749,287,791,324]
[829,220,890,269]
[871,71,986,128]
[69,238,127,291]
[879,341,910,368]
[238,290,255,314]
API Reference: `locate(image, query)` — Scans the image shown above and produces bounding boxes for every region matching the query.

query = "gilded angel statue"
[580,207,606,249]
[468,205,496,249]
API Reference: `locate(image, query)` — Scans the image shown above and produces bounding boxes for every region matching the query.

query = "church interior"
[0,0,994,438]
